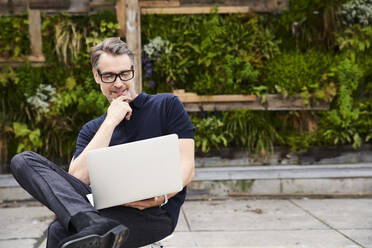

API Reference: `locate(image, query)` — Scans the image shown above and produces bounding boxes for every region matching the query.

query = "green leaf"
[17,144,25,153]
[13,122,30,137]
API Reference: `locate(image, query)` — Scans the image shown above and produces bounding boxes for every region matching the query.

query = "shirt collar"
[130,92,146,109]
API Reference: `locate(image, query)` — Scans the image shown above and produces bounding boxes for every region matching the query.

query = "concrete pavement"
[1,190,371,247]
[152,198,372,248]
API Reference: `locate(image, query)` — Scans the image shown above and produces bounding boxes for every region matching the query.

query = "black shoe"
[59,212,129,248]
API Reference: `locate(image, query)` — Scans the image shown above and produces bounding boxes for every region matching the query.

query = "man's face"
[93,53,135,102]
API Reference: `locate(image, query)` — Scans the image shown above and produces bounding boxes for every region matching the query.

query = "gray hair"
[90,37,135,70]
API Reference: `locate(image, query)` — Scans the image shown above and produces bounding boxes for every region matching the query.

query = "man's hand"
[122,196,165,210]
[106,95,133,126]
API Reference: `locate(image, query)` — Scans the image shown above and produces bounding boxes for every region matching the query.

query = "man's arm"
[179,138,195,187]
[123,138,195,210]
[69,95,132,184]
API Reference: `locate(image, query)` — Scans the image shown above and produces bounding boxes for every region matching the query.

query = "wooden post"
[116,0,126,37]
[28,9,45,61]
[126,0,142,93]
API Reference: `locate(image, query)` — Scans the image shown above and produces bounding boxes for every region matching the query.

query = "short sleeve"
[166,95,195,139]
[72,114,106,160]
[73,126,93,159]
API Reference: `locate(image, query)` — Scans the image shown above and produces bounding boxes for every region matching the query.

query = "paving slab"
[282,178,372,194]
[0,239,37,248]
[2,198,372,248]
[291,199,372,229]
[341,229,372,248]
[174,209,190,232]
[0,206,54,240]
[148,232,198,248]
[194,230,360,248]
[0,187,33,203]
[182,199,327,231]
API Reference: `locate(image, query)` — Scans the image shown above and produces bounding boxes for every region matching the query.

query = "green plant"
[0,97,14,171]
[12,122,42,153]
[286,132,316,153]
[0,14,29,58]
[273,0,346,50]
[54,16,83,64]
[142,12,280,94]
[264,51,334,101]
[340,0,372,26]
[223,110,283,161]
[354,101,372,144]
[192,116,230,153]
[0,11,120,166]
[320,58,363,148]
[1,8,372,168]
[85,20,120,52]
[337,25,372,54]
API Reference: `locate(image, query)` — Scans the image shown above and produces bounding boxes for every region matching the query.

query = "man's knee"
[10,151,42,175]
[10,152,31,174]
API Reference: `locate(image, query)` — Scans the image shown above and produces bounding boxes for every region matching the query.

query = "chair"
[149,234,174,248]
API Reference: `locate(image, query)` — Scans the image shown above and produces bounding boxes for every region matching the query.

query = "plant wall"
[1,0,372,170]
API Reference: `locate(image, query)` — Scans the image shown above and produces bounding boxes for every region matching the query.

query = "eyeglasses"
[97,66,134,83]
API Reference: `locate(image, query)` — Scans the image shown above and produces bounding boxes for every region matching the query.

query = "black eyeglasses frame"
[97,66,135,84]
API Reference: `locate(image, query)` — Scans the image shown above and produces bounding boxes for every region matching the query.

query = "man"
[10,37,195,248]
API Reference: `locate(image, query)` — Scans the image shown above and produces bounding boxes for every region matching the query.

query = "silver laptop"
[86,134,182,210]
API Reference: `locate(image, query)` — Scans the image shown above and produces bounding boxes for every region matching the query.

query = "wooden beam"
[139,0,179,7]
[173,89,256,102]
[29,0,70,9]
[126,0,142,93]
[116,0,126,37]
[173,90,330,111]
[0,56,45,67]
[141,6,250,14]
[28,9,45,61]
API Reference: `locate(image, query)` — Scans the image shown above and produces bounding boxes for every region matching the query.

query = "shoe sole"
[61,225,129,248]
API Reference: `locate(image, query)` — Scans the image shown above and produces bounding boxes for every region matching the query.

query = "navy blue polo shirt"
[73,92,195,229]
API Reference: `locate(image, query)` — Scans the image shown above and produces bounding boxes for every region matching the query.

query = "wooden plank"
[67,0,89,14]
[126,0,142,93]
[116,0,127,37]
[182,102,329,111]
[29,0,70,9]
[174,90,330,111]
[89,0,114,10]
[1,0,287,14]
[28,10,45,61]
[182,100,330,111]
[0,56,45,67]
[0,0,27,15]
[177,0,288,12]
[238,0,288,12]
[173,89,256,102]
[139,0,180,7]
[265,94,323,111]
[183,102,264,111]
[172,91,330,111]
[141,6,250,14]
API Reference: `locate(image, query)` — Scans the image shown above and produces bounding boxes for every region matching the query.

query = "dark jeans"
[10,151,173,248]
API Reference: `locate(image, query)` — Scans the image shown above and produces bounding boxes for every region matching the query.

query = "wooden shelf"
[1,0,288,15]
[173,90,330,111]
[141,6,250,14]
[0,56,46,67]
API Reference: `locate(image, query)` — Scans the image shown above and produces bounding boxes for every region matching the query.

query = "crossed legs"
[10,151,172,248]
